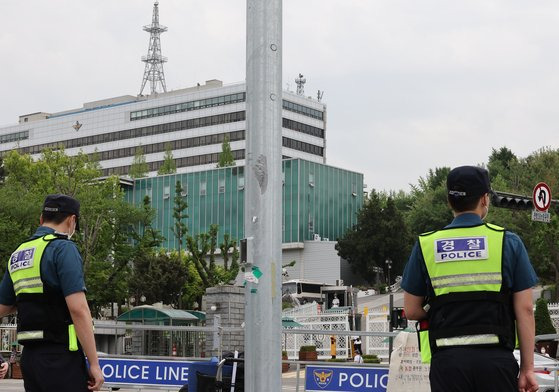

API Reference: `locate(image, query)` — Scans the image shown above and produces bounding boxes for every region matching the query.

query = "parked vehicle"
[513,349,559,392]
[282,280,333,304]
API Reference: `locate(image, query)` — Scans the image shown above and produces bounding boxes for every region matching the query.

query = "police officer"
[0,194,104,391]
[402,166,539,392]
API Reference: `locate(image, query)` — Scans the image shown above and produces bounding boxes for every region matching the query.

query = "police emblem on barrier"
[9,247,35,273]
[313,369,333,389]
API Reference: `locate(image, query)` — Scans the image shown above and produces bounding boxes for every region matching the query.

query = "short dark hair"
[448,194,483,212]
[42,211,73,225]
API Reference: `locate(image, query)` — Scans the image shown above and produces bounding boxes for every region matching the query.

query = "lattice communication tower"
[139,1,168,95]
[295,73,306,96]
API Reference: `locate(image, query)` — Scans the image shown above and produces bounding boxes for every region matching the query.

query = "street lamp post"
[385,259,392,291]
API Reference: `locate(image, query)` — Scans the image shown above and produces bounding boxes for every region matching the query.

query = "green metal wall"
[125,159,363,249]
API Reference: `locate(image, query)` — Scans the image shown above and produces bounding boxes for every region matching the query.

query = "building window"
[218,178,225,193]
[200,180,207,196]
[100,149,246,177]
[17,111,246,157]
[0,130,29,145]
[282,100,324,120]
[130,92,246,121]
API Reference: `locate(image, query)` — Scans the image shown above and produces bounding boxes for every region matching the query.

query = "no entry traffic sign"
[533,182,552,212]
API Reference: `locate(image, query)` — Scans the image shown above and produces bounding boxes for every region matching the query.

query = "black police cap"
[42,194,80,230]
[447,166,491,198]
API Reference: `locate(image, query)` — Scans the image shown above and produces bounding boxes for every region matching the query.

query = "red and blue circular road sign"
[533,182,552,212]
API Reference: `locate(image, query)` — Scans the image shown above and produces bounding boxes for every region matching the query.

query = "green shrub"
[362,354,381,364]
[327,358,346,362]
[535,298,556,336]
[282,351,287,356]
[299,345,317,352]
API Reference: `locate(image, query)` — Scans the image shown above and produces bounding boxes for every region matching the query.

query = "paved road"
[0,368,306,391]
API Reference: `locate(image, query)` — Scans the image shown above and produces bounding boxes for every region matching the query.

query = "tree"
[217,135,236,168]
[490,148,559,296]
[405,167,453,236]
[172,181,188,262]
[0,149,147,316]
[129,250,188,307]
[488,146,517,181]
[134,196,165,252]
[186,224,241,290]
[129,145,148,178]
[158,143,176,175]
[535,298,556,335]
[218,233,240,284]
[0,156,5,184]
[335,190,411,285]
[182,261,206,309]
[186,225,218,288]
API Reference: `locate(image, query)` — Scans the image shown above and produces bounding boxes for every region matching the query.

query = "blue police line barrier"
[305,365,389,392]
[97,357,226,390]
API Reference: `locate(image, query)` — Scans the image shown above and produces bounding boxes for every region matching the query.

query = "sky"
[1,0,558,193]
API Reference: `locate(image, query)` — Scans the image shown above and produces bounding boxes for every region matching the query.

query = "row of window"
[0,130,29,145]
[94,132,320,167]
[130,92,324,123]
[100,133,323,177]
[160,174,245,198]
[102,149,246,176]
[12,112,324,159]
[283,100,324,120]
[282,137,324,156]
[94,130,245,161]
[282,118,324,138]
[130,92,247,121]
[15,112,246,156]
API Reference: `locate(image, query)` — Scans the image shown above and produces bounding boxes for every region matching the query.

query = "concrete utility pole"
[244,0,283,390]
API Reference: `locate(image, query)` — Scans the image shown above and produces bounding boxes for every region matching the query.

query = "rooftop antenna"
[295,73,306,96]
[139,1,168,95]
[317,90,324,102]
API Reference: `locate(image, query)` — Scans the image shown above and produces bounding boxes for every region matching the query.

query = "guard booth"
[321,284,359,330]
[321,284,358,310]
[117,305,205,357]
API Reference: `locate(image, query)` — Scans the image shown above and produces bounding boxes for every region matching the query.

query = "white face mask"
[481,205,489,220]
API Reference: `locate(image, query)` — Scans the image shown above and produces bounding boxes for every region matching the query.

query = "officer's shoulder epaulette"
[419,230,437,237]
[485,223,506,232]
[47,232,69,241]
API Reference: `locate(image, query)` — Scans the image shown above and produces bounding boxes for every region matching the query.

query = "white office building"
[0,79,326,177]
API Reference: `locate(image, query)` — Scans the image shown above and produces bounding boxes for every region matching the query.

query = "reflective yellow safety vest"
[8,234,78,351]
[417,223,516,361]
